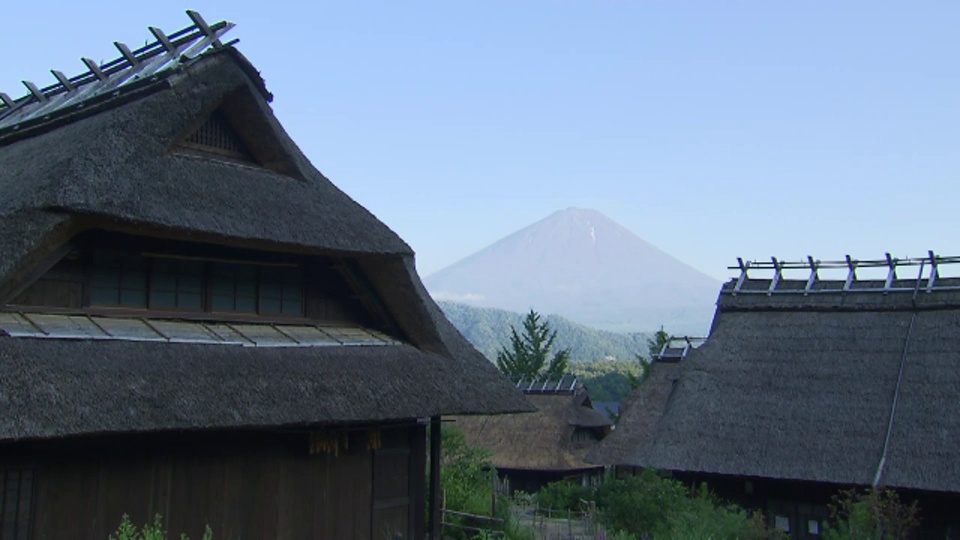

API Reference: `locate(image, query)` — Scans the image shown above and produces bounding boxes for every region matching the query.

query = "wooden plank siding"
[0,426,425,540]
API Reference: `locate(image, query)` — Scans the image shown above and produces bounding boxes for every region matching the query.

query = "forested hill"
[437,301,650,362]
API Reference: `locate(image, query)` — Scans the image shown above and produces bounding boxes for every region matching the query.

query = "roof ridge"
[0,11,235,136]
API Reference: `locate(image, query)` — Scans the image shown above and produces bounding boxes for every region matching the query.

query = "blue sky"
[2,2,958,281]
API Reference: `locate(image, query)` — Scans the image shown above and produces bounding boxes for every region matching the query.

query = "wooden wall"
[0,425,426,540]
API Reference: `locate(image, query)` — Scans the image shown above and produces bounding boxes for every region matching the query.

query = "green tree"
[629,325,671,388]
[496,310,571,378]
[645,325,671,360]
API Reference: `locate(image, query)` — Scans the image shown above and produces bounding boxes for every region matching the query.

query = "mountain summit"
[424,208,719,334]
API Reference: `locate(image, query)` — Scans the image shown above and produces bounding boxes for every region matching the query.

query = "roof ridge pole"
[733,258,749,295]
[843,255,857,292]
[926,250,939,293]
[767,257,782,295]
[884,253,897,293]
[804,256,819,296]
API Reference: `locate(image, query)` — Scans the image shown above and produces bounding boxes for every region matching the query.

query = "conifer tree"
[496,310,570,378]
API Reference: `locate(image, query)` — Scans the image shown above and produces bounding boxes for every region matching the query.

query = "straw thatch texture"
[591,278,960,493]
[0,49,411,292]
[586,361,681,466]
[0,45,533,442]
[451,392,611,471]
[0,336,530,442]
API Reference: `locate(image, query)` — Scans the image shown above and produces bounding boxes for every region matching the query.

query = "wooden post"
[429,416,441,539]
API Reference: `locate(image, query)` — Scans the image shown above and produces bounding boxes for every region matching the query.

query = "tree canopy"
[495,310,570,378]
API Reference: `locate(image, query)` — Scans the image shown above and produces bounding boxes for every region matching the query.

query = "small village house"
[0,12,529,540]
[590,254,960,539]
[452,375,612,495]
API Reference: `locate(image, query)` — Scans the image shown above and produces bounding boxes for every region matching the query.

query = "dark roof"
[0,338,525,441]
[451,389,612,471]
[0,18,531,441]
[0,47,411,275]
[591,275,960,494]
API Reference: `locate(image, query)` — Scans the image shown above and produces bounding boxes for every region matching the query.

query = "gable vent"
[178,111,255,162]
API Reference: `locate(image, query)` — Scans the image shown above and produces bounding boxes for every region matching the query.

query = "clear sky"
[2,2,958,281]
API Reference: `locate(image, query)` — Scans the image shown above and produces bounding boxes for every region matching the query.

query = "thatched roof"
[590,277,960,494]
[0,338,526,441]
[451,390,611,471]
[0,27,531,442]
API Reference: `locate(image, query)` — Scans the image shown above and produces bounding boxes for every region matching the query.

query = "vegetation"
[568,360,643,403]
[643,325,672,361]
[823,488,919,540]
[439,426,533,540]
[438,301,651,362]
[534,480,593,511]
[440,425,497,516]
[110,514,212,540]
[533,471,774,540]
[496,310,570,378]
[629,324,671,388]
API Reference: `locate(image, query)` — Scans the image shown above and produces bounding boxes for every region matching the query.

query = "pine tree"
[496,310,570,378]
[630,325,671,388]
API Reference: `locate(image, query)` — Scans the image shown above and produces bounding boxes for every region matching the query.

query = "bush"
[440,425,496,516]
[535,480,593,512]
[661,484,773,540]
[110,514,212,540]
[595,472,773,539]
[823,488,919,540]
[596,470,688,536]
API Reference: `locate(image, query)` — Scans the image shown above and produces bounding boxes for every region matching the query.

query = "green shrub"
[109,514,212,540]
[535,480,593,511]
[823,488,919,540]
[661,484,772,540]
[595,473,774,539]
[440,425,496,515]
[596,470,688,536]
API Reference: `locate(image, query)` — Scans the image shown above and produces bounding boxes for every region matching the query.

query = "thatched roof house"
[590,255,960,537]
[453,376,612,494]
[0,12,528,540]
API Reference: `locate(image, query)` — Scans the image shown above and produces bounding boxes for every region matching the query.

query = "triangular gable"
[177,110,255,162]
[169,86,305,180]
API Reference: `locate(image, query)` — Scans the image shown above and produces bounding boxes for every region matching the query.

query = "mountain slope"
[426,208,719,334]
[437,301,649,362]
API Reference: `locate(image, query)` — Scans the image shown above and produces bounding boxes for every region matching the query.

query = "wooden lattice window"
[178,111,255,162]
[0,467,33,540]
[90,252,148,308]
[149,258,204,311]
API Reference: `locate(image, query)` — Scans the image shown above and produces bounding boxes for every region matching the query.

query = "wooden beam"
[429,416,441,539]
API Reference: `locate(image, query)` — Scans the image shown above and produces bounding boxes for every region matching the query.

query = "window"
[87,253,304,318]
[90,253,148,308]
[210,263,258,313]
[149,259,203,311]
[0,467,33,540]
[572,428,597,443]
[259,266,304,316]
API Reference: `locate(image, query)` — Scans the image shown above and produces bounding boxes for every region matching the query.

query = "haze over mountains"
[425,208,720,335]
